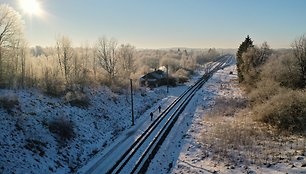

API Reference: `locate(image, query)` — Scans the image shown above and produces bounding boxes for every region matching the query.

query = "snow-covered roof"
[140,70,166,80]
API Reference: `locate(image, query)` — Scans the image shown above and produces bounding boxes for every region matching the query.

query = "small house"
[139,70,167,87]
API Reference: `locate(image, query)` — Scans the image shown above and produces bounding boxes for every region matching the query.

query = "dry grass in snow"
[201,97,306,172]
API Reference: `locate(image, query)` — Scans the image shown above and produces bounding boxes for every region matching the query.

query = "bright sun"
[19,0,42,16]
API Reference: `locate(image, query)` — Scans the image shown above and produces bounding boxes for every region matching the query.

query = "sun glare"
[19,0,42,16]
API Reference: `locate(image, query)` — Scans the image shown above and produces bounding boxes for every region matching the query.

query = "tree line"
[0,4,220,95]
[0,4,139,94]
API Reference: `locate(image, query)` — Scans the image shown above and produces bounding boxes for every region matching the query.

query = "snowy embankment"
[0,86,166,173]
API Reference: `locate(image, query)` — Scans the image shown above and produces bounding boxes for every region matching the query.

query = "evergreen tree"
[236,35,254,82]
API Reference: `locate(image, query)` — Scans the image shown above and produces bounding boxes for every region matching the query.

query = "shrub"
[203,111,269,166]
[255,90,306,132]
[248,79,283,104]
[158,77,177,87]
[48,116,75,141]
[24,139,47,157]
[110,78,130,94]
[209,97,247,117]
[173,68,191,83]
[260,53,301,89]
[64,91,90,108]
[0,93,19,113]
[41,68,66,97]
[202,112,306,166]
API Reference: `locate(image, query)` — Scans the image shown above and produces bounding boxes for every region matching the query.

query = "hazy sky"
[1,0,306,48]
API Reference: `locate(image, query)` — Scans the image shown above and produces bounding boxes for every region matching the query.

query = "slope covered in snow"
[0,86,166,173]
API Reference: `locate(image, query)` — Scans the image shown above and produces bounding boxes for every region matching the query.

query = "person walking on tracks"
[158,105,161,113]
[150,112,153,121]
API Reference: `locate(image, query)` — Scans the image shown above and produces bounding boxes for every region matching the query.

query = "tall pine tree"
[236,35,254,82]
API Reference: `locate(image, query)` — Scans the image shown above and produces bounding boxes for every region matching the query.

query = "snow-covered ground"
[0,85,168,173]
[0,63,206,174]
[147,64,306,174]
[1,61,305,174]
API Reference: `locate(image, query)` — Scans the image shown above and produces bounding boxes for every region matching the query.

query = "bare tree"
[160,57,180,72]
[195,48,220,65]
[0,4,23,87]
[31,45,44,57]
[74,42,93,88]
[292,35,306,88]
[96,37,118,82]
[146,57,159,70]
[10,36,27,88]
[19,40,28,88]
[92,45,98,79]
[118,43,135,77]
[257,42,272,67]
[72,52,80,83]
[80,42,90,70]
[56,36,74,85]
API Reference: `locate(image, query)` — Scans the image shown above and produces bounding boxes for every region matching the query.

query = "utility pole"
[130,79,134,126]
[166,65,169,93]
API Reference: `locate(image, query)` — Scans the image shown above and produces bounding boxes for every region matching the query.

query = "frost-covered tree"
[292,35,306,88]
[236,35,254,82]
[240,42,272,86]
[31,45,44,57]
[96,37,118,82]
[0,4,24,87]
[56,36,74,84]
[195,48,219,65]
[118,43,135,77]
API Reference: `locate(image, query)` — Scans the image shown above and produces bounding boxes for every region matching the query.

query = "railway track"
[86,55,232,174]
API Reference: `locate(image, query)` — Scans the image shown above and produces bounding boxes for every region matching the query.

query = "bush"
[173,68,192,83]
[255,90,306,132]
[203,109,272,166]
[41,68,66,97]
[158,77,177,87]
[64,91,90,108]
[0,93,19,113]
[209,97,247,117]
[48,116,75,141]
[110,78,130,94]
[260,53,301,89]
[248,79,283,104]
[202,112,306,166]
[24,139,47,157]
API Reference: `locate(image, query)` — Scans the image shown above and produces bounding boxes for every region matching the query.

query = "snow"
[0,86,166,173]
[78,96,178,174]
[1,59,305,174]
[146,63,306,174]
[78,67,208,173]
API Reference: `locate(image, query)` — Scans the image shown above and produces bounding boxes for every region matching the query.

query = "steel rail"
[106,55,230,174]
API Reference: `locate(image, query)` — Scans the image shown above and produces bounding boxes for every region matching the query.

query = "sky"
[1,0,306,49]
